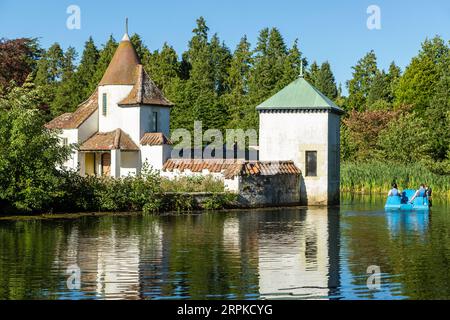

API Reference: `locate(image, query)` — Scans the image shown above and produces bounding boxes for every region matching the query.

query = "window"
[152,111,158,132]
[305,151,317,177]
[102,93,107,116]
[62,138,68,146]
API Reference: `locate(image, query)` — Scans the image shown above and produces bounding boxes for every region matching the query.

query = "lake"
[0,194,449,300]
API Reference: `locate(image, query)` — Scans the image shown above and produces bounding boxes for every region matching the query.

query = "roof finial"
[122,17,130,41]
[299,60,304,78]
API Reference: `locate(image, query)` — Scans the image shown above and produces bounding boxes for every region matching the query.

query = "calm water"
[1,195,450,300]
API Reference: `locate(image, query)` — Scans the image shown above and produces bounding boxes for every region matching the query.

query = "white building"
[46,32,173,178]
[46,28,343,206]
[257,76,344,205]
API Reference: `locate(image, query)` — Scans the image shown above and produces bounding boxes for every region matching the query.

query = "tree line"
[0,17,449,175]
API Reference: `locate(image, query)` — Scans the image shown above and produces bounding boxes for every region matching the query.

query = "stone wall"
[237,174,301,207]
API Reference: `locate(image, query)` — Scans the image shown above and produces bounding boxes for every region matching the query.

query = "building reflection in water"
[256,208,340,299]
[60,218,143,299]
[53,209,340,300]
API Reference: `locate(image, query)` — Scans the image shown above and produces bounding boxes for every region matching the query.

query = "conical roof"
[256,77,344,115]
[99,33,140,85]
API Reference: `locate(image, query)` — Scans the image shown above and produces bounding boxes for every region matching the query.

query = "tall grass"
[341,161,450,198]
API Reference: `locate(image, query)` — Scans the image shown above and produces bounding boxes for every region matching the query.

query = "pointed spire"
[122,17,130,42]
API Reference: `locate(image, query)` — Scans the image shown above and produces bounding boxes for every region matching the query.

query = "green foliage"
[395,36,449,113]
[90,35,118,88]
[341,161,450,198]
[0,85,71,213]
[346,50,378,110]
[308,61,338,100]
[160,175,225,193]
[377,113,431,163]
[202,193,237,210]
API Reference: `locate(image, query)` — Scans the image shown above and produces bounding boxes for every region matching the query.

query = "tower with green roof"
[257,72,344,205]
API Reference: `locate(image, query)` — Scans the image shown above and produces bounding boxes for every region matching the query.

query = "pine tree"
[346,50,378,111]
[367,70,390,108]
[223,36,253,128]
[395,36,448,113]
[278,39,302,91]
[34,43,64,85]
[425,52,450,160]
[130,33,151,64]
[306,61,320,85]
[210,34,232,95]
[51,47,78,116]
[314,61,338,100]
[90,35,118,88]
[74,37,99,102]
[145,43,180,91]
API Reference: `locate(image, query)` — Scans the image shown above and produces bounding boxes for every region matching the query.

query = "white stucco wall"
[141,145,171,171]
[60,129,79,170]
[98,85,171,146]
[120,151,140,177]
[259,110,339,205]
[78,109,99,143]
[98,85,140,144]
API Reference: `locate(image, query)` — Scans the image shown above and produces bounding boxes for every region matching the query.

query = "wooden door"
[101,153,111,177]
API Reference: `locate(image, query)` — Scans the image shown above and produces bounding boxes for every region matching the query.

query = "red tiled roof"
[140,132,173,146]
[119,65,173,107]
[45,88,98,130]
[79,129,139,151]
[162,159,300,179]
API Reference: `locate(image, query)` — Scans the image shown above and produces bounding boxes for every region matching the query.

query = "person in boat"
[388,183,400,197]
[409,184,427,203]
[426,184,433,207]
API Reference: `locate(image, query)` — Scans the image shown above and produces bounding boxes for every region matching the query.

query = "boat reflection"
[386,211,430,238]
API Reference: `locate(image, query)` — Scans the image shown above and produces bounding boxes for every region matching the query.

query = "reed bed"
[341,161,450,198]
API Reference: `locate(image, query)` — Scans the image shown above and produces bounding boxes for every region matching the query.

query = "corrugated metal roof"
[79,129,139,151]
[256,77,344,114]
[140,132,173,146]
[162,159,301,179]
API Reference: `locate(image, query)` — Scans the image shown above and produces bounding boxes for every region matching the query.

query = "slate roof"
[79,129,139,151]
[162,160,301,179]
[256,76,345,114]
[140,132,173,146]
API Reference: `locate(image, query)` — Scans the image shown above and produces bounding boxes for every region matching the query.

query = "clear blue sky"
[1,0,449,94]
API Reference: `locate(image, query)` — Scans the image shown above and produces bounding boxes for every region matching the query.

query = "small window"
[305,151,317,177]
[152,111,158,132]
[102,93,107,116]
[62,138,68,146]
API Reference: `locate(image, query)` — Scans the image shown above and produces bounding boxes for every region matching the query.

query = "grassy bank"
[341,161,450,197]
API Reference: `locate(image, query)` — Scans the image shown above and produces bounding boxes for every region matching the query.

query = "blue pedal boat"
[385,189,430,211]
